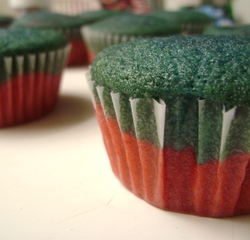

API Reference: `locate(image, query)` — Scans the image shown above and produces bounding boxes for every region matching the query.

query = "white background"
[1,67,250,240]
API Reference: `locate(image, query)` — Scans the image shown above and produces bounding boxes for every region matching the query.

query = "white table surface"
[1,67,250,240]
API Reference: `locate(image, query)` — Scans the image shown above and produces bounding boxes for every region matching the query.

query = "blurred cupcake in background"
[50,0,100,16]
[128,0,151,13]
[81,13,182,62]
[77,9,124,24]
[0,28,69,127]
[99,0,131,11]
[151,9,214,34]
[101,0,167,13]
[9,0,50,17]
[203,24,250,36]
[11,11,90,66]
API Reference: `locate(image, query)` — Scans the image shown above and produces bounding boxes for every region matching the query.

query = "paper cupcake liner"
[86,71,250,217]
[49,27,89,66]
[81,26,136,57]
[0,44,70,127]
[51,1,100,15]
[182,22,211,34]
[129,0,152,13]
[62,27,89,66]
[145,0,165,11]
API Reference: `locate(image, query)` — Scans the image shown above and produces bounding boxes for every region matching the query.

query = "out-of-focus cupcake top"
[0,28,68,56]
[91,36,250,108]
[204,25,250,36]
[76,9,125,24]
[11,10,84,29]
[150,10,214,27]
[86,13,182,36]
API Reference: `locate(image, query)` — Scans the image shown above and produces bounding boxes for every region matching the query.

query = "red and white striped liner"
[85,70,250,218]
[51,0,101,15]
[0,44,70,127]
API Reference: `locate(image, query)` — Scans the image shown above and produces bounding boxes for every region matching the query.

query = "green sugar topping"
[87,13,181,36]
[204,25,250,36]
[0,28,68,56]
[77,10,125,24]
[11,11,84,29]
[151,10,214,25]
[91,36,250,108]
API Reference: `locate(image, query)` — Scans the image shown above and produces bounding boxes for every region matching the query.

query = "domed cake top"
[91,36,250,108]
[87,13,181,36]
[0,28,68,56]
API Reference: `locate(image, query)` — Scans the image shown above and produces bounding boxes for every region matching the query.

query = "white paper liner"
[146,0,165,10]
[86,70,237,160]
[198,98,205,163]
[111,92,121,125]
[3,44,71,75]
[220,106,236,160]
[130,97,166,148]
[81,26,138,54]
[10,0,50,9]
[51,1,100,16]
[96,85,105,110]
[110,92,166,148]
[4,57,12,80]
[84,69,96,109]
[182,23,210,34]
[28,54,36,72]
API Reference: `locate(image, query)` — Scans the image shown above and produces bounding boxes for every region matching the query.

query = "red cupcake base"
[68,40,91,66]
[95,102,250,218]
[0,73,61,127]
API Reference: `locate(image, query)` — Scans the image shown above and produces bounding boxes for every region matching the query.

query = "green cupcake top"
[0,28,68,56]
[77,10,125,24]
[91,36,250,109]
[86,13,181,36]
[151,10,214,25]
[204,25,250,36]
[11,11,84,29]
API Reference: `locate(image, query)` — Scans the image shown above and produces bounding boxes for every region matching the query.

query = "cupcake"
[0,16,14,28]
[50,0,100,16]
[99,0,130,11]
[151,10,214,34]
[81,13,182,62]
[128,0,151,13]
[11,11,88,66]
[99,0,165,13]
[0,28,70,127]
[204,24,250,36]
[77,9,124,23]
[86,36,250,217]
[9,0,50,17]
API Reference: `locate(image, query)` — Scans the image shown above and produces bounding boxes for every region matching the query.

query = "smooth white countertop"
[1,67,250,240]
